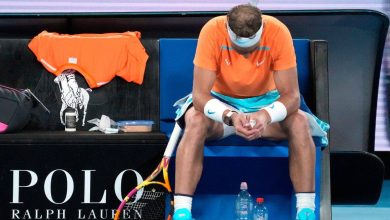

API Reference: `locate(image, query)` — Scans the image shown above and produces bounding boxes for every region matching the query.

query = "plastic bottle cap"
[240,182,248,190]
[256,197,264,203]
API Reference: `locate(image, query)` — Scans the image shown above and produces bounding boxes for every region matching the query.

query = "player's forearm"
[272,67,300,116]
[192,91,213,112]
[278,91,300,115]
[192,65,217,113]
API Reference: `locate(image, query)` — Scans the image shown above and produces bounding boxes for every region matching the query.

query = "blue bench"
[159,38,329,220]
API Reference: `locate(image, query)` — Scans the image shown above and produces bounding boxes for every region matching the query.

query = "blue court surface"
[332,180,390,220]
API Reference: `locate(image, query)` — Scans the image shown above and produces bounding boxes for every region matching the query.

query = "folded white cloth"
[88,115,119,134]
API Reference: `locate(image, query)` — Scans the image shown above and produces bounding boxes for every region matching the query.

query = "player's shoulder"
[262,15,289,30]
[199,16,227,40]
[203,15,226,30]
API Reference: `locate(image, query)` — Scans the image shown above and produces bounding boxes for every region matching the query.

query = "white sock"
[174,195,193,212]
[296,193,315,213]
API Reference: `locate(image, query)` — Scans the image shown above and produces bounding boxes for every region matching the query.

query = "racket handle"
[163,123,182,157]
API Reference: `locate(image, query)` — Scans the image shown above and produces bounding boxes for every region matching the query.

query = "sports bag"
[0,84,33,133]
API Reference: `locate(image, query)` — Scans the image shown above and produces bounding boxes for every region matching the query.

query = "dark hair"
[227,4,262,37]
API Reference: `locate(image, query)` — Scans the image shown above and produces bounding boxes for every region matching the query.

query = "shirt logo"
[256,59,265,67]
[225,58,231,65]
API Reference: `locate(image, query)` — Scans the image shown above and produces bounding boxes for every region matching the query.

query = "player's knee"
[285,111,310,136]
[184,109,209,134]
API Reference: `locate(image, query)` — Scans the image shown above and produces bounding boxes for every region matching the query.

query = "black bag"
[0,85,34,133]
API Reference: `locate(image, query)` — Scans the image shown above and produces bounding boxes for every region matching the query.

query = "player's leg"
[260,110,316,219]
[173,106,223,220]
[281,110,316,220]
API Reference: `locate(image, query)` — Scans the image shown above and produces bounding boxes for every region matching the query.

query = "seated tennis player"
[172,4,329,220]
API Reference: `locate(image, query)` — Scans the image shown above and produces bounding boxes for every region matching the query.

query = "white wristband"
[204,98,228,123]
[263,101,287,123]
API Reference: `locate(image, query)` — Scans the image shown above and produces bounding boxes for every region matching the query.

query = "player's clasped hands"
[233,110,270,141]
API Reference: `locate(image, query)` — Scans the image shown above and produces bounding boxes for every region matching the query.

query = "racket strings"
[123,188,170,220]
[142,190,165,200]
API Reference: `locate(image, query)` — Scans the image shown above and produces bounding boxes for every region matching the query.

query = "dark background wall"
[276,11,388,152]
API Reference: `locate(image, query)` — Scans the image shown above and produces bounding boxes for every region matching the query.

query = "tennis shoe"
[296,208,316,220]
[173,208,192,220]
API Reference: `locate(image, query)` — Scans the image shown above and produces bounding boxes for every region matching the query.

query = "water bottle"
[253,197,268,220]
[235,182,253,220]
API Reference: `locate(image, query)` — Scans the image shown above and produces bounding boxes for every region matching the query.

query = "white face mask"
[227,21,263,48]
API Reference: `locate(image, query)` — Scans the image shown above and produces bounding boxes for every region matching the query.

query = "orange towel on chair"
[28,31,149,88]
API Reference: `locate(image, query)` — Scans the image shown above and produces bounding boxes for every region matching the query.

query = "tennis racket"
[114,123,182,220]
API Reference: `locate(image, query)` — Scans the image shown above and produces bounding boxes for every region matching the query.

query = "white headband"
[227,21,263,48]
